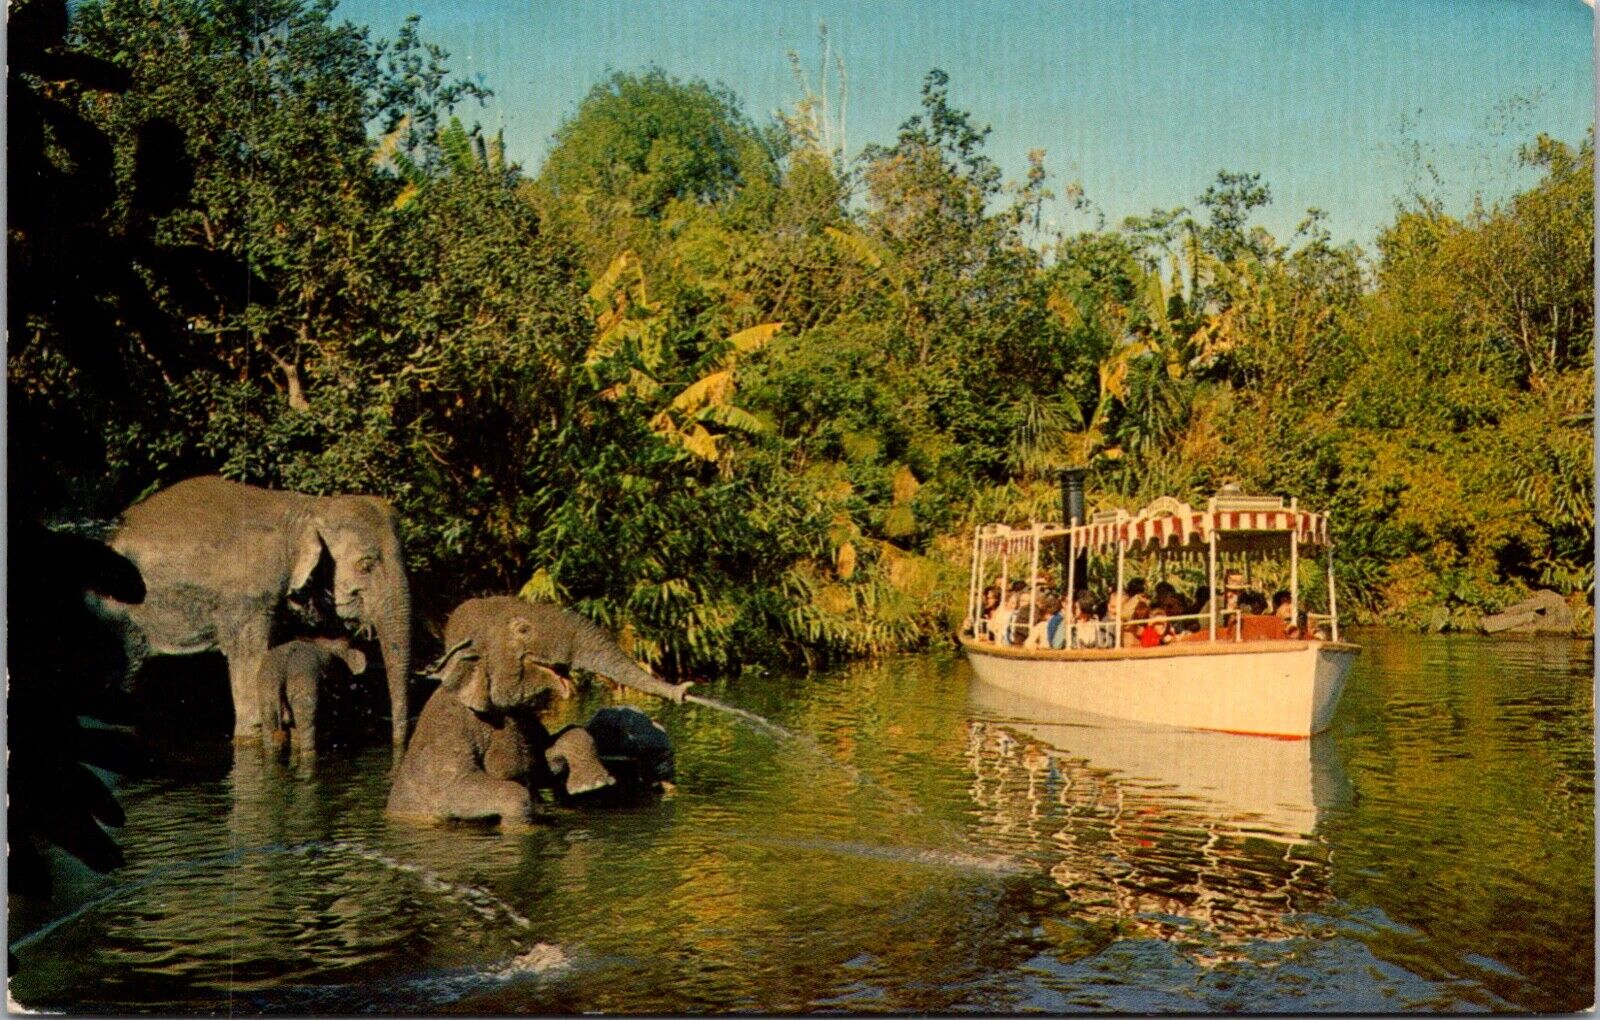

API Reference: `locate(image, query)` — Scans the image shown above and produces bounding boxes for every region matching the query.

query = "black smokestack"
[1060,468,1087,526]
[1060,468,1089,597]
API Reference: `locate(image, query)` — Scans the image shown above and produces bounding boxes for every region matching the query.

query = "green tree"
[538,68,776,224]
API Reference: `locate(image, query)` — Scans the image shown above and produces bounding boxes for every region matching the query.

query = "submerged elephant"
[95,476,413,747]
[386,596,689,825]
[580,706,675,797]
[257,638,368,756]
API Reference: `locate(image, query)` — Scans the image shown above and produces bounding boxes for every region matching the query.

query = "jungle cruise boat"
[960,472,1359,739]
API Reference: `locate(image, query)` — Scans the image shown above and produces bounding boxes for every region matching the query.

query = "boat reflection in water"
[966,682,1351,962]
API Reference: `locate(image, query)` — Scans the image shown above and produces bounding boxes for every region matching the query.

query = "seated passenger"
[980,586,1003,642]
[1026,594,1063,649]
[987,585,1019,644]
[1006,584,1035,646]
[1197,572,1245,625]
[1154,592,1186,629]
[1121,604,1150,647]
[1236,590,1288,641]
[1153,581,1180,609]
[972,588,998,642]
[1045,598,1069,649]
[1139,606,1177,647]
[1106,578,1148,632]
[1069,592,1102,649]
[1272,590,1301,638]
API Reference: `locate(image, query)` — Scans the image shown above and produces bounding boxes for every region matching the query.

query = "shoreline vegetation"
[12,1,1594,681]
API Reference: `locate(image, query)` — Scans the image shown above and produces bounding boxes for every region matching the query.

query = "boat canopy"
[976,495,1330,557]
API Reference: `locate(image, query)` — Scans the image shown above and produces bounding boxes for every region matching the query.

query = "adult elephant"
[97,476,413,748]
[387,596,689,824]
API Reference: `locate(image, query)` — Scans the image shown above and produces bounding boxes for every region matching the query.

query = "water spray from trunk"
[682,692,795,740]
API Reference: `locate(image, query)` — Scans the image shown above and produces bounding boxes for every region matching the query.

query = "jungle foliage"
[11,0,1594,683]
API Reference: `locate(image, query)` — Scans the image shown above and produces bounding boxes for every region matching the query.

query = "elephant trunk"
[374,593,411,747]
[571,625,690,704]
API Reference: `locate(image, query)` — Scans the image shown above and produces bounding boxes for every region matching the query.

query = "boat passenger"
[1069,592,1102,649]
[979,588,1004,642]
[1236,590,1289,641]
[1122,603,1150,647]
[1154,592,1186,625]
[1139,606,1176,647]
[1004,582,1031,646]
[1045,598,1069,649]
[1026,593,1063,648]
[1187,585,1211,632]
[1196,572,1244,625]
[1095,600,1120,648]
[979,586,1002,641]
[1106,578,1148,631]
[1272,590,1300,638]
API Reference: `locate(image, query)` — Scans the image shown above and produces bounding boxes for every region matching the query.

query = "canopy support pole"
[1208,521,1218,642]
[1026,525,1042,635]
[1000,543,1008,607]
[1327,545,1340,642]
[1289,498,1299,635]
[967,529,981,635]
[1115,536,1125,649]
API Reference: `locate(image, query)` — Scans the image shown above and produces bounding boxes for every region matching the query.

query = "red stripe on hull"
[1199,727,1312,741]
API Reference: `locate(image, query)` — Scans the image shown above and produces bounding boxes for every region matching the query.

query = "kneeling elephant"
[386,597,689,825]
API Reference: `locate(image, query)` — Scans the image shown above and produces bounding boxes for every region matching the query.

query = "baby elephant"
[386,597,690,826]
[573,707,675,799]
[257,638,367,756]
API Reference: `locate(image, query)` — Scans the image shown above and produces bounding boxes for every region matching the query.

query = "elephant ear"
[429,639,490,715]
[289,519,326,593]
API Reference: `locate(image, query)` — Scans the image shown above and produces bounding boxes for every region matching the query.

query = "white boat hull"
[960,636,1359,738]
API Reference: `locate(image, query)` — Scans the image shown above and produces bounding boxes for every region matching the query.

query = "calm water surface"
[10,631,1593,1013]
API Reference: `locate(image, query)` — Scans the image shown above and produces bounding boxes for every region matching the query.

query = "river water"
[9,632,1593,1013]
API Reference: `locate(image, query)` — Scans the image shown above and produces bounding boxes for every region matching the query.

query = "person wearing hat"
[1196,571,1246,633]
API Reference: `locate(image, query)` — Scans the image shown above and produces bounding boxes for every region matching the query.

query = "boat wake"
[10,837,575,1013]
[319,840,533,928]
[248,942,573,1013]
[734,832,1030,876]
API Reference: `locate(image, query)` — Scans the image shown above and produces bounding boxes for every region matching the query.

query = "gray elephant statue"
[257,638,368,756]
[385,596,689,825]
[94,476,413,748]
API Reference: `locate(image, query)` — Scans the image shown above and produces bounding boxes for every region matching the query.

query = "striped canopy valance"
[976,496,1332,557]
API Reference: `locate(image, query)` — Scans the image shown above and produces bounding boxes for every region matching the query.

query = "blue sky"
[335,0,1594,248]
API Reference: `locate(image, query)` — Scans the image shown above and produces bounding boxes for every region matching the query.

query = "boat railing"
[973,607,1348,652]
[1111,609,1243,644]
[1144,609,1238,634]
[970,608,1290,650]
[1304,612,1337,635]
